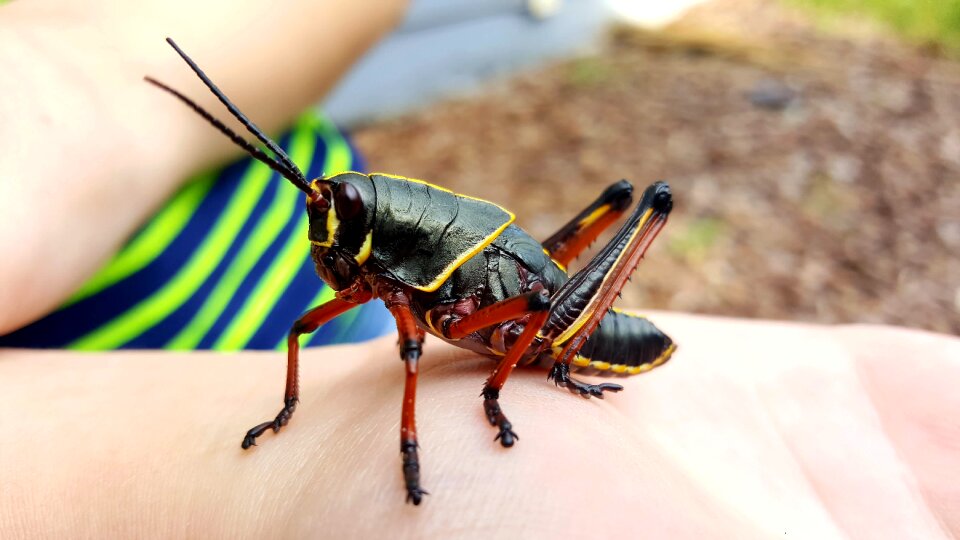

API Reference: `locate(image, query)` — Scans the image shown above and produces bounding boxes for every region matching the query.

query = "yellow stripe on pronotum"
[544,248,567,273]
[354,231,373,265]
[372,173,517,293]
[314,173,517,292]
[371,172,455,194]
[373,172,519,220]
[413,215,514,292]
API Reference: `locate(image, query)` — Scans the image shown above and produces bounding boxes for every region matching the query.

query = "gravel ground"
[353,0,960,335]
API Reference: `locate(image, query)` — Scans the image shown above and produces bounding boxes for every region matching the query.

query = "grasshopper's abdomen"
[566,310,675,376]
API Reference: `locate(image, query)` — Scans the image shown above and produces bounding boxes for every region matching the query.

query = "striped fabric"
[0,112,394,350]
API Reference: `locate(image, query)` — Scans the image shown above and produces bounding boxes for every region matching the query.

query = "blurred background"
[325,0,960,335]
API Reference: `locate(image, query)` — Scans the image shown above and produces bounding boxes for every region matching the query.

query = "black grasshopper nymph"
[147,37,676,505]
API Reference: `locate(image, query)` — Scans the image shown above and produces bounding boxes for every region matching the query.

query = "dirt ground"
[353,0,960,335]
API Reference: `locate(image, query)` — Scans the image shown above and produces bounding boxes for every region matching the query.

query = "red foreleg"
[241,297,359,449]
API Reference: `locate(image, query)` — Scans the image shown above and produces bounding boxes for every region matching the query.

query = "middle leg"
[385,293,429,505]
[480,308,550,447]
[428,290,551,447]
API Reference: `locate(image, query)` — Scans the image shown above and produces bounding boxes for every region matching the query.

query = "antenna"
[145,38,315,195]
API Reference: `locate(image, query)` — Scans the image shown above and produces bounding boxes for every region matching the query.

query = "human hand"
[0,313,956,538]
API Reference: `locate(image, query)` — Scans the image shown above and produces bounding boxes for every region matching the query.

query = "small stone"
[746,79,795,110]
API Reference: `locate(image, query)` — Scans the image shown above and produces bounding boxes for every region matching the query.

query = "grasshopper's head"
[306,172,377,291]
[143,39,381,293]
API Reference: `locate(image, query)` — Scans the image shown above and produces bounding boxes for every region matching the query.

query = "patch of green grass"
[668,217,725,263]
[786,0,960,52]
[565,57,614,88]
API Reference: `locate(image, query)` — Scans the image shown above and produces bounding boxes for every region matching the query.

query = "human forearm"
[0,0,408,333]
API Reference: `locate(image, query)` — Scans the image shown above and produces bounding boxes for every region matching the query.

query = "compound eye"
[307,191,330,212]
[321,253,336,267]
[334,183,363,221]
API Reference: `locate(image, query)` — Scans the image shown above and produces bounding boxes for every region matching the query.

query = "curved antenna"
[144,76,314,194]
[160,37,309,186]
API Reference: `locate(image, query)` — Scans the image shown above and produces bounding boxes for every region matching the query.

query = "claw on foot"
[240,398,298,449]
[549,362,623,399]
[494,425,518,447]
[401,440,428,505]
[406,487,430,505]
[482,388,519,448]
[576,382,623,398]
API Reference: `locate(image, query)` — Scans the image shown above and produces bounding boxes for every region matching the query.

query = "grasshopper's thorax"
[306,173,376,292]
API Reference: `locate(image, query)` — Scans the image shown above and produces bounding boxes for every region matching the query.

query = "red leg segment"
[542,180,634,267]
[442,290,551,340]
[429,290,554,447]
[241,297,359,449]
[542,182,673,397]
[386,296,429,505]
[554,215,670,367]
[478,306,551,448]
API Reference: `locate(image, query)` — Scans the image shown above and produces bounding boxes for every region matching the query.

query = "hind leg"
[539,182,674,398]
[542,180,634,267]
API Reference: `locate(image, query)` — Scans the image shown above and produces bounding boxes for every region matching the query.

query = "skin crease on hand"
[0,313,957,539]
[0,0,408,334]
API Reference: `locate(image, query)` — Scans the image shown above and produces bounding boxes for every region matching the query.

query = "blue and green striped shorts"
[0,112,394,350]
